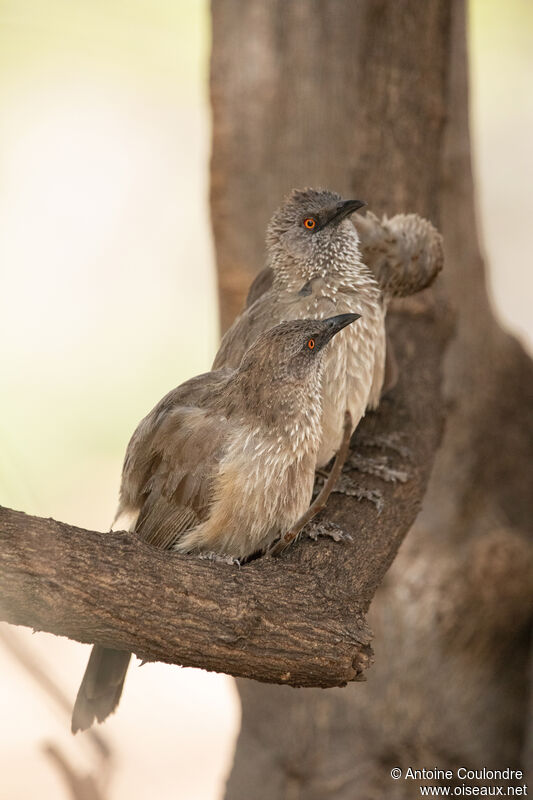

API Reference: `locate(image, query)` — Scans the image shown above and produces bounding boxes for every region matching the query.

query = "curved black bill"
[324,313,362,342]
[324,199,366,228]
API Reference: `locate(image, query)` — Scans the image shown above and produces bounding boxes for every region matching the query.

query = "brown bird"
[71,312,360,733]
[214,188,386,468]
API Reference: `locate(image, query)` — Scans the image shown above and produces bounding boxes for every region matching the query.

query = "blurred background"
[0,1,531,798]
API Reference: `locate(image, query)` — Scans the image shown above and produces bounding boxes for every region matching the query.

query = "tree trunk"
[210,1,533,797]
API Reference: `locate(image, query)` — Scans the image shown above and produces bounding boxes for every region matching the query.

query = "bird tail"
[71,645,131,733]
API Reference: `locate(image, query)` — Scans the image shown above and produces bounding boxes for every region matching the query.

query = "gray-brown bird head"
[266,188,366,284]
[227,314,361,425]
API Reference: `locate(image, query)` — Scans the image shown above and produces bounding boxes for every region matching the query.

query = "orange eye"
[304,217,316,230]
[307,338,315,350]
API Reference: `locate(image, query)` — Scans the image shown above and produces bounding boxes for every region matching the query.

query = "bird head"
[237,314,361,418]
[266,188,366,280]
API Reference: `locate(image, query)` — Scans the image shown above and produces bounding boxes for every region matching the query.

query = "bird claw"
[197,551,241,567]
[306,520,352,543]
[325,474,385,513]
[353,432,412,460]
[346,452,409,483]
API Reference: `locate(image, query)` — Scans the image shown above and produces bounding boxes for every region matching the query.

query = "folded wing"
[117,372,232,550]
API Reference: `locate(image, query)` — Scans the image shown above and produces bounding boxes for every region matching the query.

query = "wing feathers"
[117,377,232,551]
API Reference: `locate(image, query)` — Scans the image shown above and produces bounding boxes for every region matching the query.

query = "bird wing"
[118,371,232,550]
[213,291,287,370]
[246,267,274,307]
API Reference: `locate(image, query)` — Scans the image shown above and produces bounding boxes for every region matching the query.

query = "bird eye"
[303,217,316,230]
[307,338,316,350]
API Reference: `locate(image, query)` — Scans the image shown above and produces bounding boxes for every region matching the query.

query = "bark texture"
[210,0,533,797]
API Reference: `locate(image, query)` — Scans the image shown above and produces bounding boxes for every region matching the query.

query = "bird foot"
[353,432,412,460]
[197,551,241,567]
[346,452,410,483]
[322,473,385,513]
[306,520,352,543]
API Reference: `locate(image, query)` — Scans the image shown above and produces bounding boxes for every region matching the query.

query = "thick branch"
[1,305,448,687]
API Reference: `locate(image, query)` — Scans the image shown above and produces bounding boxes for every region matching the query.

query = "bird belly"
[314,297,385,466]
[175,440,316,558]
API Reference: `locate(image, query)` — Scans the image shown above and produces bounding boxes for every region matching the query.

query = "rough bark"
[210,0,533,797]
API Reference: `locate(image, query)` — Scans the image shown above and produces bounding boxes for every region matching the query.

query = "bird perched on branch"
[215,189,443,466]
[241,199,444,402]
[214,188,385,467]
[71,312,360,733]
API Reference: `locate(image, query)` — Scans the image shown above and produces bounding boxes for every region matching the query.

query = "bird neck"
[270,235,371,293]
[220,367,324,454]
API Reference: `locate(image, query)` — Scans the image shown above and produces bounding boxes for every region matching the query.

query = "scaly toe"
[198,551,241,567]
[306,520,352,543]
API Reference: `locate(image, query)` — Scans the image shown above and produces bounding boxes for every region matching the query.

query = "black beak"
[319,313,361,348]
[322,199,366,229]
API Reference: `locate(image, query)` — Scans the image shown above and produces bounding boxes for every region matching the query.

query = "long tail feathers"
[71,645,131,733]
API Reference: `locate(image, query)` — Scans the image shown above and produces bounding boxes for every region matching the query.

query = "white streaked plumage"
[214,188,385,466]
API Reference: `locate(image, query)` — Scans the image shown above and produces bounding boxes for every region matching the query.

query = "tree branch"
[0,303,449,688]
